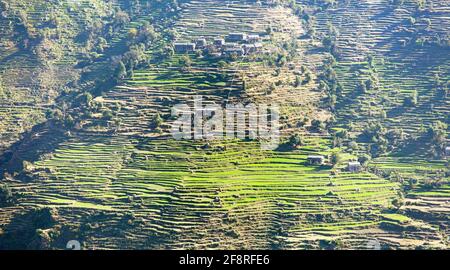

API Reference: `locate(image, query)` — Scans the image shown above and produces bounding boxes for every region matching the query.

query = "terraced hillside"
[0,0,448,250]
[0,0,115,154]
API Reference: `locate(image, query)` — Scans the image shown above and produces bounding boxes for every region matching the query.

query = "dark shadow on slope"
[0,207,59,250]
[0,120,67,179]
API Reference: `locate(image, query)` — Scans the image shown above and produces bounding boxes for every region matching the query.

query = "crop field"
[0,0,448,250]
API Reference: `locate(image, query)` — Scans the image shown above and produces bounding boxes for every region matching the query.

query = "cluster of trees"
[310,119,328,133]
[322,22,341,58]
[111,20,160,83]
[356,56,380,97]
[45,102,73,128]
[425,121,447,157]
[360,122,408,157]
[433,69,449,99]
[0,76,4,98]
[280,134,303,150]
[332,129,350,148]
[360,122,389,157]
[263,35,299,68]
[286,1,316,39]
[391,0,437,12]
[319,55,344,111]
[294,66,313,87]
[124,0,180,16]
[40,0,181,133]
[357,120,447,159]
[34,37,63,65]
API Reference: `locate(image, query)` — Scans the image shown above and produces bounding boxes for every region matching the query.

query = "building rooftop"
[174,42,196,46]
[348,161,361,166]
[308,155,325,159]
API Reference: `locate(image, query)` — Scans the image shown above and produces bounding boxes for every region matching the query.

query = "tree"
[114,10,130,27]
[96,37,108,53]
[123,44,148,69]
[295,75,302,87]
[362,122,386,142]
[322,36,334,51]
[150,113,163,129]
[427,121,447,155]
[179,55,192,70]
[0,1,9,11]
[330,152,342,166]
[114,61,127,81]
[311,119,326,133]
[138,22,157,46]
[365,77,377,91]
[0,75,4,98]
[286,134,303,149]
[217,60,228,69]
[357,80,367,94]
[391,197,404,209]
[64,115,75,128]
[304,71,312,84]
[358,154,371,166]
[0,183,13,207]
[386,128,405,148]
[78,92,93,106]
[403,90,418,107]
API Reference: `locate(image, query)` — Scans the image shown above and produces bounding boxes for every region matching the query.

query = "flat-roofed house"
[223,47,245,56]
[243,43,263,54]
[307,155,325,165]
[195,38,207,49]
[348,161,362,173]
[174,43,196,53]
[247,34,260,43]
[214,38,225,47]
[226,33,248,42]
[223,42,239,49]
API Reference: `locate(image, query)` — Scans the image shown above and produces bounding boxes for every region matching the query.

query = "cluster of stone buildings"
[307,155,362,173]
[307,146,450,172]
[173,32,263,57]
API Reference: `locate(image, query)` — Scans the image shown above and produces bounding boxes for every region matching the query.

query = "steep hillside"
[0,0,448,250]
